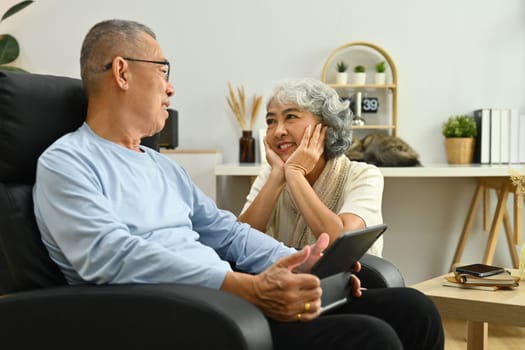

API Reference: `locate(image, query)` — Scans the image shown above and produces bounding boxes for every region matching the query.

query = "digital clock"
[361,97,379,113]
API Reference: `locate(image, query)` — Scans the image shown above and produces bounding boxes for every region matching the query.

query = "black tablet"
[319,272,351,313]
[310,224,387,279]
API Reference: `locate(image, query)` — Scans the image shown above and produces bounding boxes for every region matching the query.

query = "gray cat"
[346,133,421,167]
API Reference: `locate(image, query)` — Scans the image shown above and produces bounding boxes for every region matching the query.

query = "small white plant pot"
[374,72,386,85]
[352,72,366,85]
[335,72,348,85]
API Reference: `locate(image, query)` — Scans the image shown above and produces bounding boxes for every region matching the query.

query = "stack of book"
[443,270,520,291]
[473,108,525,164]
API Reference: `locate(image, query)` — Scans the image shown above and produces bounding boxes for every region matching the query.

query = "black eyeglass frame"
[103,57,170,81]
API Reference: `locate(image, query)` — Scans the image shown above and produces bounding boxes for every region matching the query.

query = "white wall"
[5,0,525,164]
[4,0,524,284]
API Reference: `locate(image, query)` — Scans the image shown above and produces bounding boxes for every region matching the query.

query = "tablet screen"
[310,224,387,279]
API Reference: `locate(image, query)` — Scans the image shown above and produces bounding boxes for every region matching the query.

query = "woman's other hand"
[285,123,326,176]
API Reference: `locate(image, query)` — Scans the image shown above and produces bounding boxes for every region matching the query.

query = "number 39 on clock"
[362,97,379,113]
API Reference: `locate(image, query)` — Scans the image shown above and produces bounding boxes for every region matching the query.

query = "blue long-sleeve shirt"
[33,123,295,289]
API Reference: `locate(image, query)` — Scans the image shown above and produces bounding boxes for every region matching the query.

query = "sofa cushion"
[0,71,87,184]
[0,183,67,293]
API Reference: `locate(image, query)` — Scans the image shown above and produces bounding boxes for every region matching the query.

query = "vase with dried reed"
[226,83,262,163]
[238,130,255,162]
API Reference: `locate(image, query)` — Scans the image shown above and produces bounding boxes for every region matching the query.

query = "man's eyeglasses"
[103,57,170,81]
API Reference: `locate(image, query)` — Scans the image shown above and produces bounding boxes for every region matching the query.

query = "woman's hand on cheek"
[285,124,326,176]
[308,123,327,159]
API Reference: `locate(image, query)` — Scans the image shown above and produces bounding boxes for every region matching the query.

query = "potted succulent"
[352,64,366,85]
[442,115,478,164]
[374,61,386,85]
[0,1,34,72]
[334,60,348,85]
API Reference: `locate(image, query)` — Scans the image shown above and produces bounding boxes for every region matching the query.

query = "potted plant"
[352,64,366,85]
[0,1,34,72]
[442,115,477,164]
[334,60,348,85]
[374,61,386,85]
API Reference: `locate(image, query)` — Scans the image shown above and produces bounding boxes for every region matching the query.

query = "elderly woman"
[239,78,383,256]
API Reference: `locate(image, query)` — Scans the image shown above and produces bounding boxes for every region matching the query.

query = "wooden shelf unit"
[321,42,398,137]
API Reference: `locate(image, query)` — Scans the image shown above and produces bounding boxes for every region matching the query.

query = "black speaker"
[140,109,178,151]
[140,133,160,151]
[159,108,178,149]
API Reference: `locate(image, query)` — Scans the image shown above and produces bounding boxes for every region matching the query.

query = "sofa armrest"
[0,284,272,350]
[356,254,405,288]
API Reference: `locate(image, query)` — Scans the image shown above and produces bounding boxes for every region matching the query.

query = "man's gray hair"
[80,19,156,95]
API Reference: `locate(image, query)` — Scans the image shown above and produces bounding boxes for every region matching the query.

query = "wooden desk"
[451,177,522,271]
[412,269,524,350]
[215,163,523,178]
[215,163,524,270]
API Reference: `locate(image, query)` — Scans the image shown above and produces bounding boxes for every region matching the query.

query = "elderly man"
[33,19,443,350]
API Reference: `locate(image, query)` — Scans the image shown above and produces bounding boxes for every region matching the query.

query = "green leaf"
[0,34,20,65]
[0,65,27,72]
[442,115,477,138]
[375,61,386,73]
[1,1,34,22]
[335,61,348,72]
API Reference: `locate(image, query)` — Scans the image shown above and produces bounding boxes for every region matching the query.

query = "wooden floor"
[443,318,525,350]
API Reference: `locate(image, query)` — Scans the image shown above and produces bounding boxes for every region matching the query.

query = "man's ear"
[111,57,130,90]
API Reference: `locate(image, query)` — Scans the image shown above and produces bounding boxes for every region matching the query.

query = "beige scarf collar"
[277,156,351,248]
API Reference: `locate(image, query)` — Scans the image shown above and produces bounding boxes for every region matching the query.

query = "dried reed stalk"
[226,82,262,131]
[227,82,246,130]
[250,94,263,130]
[238,85,246,123]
